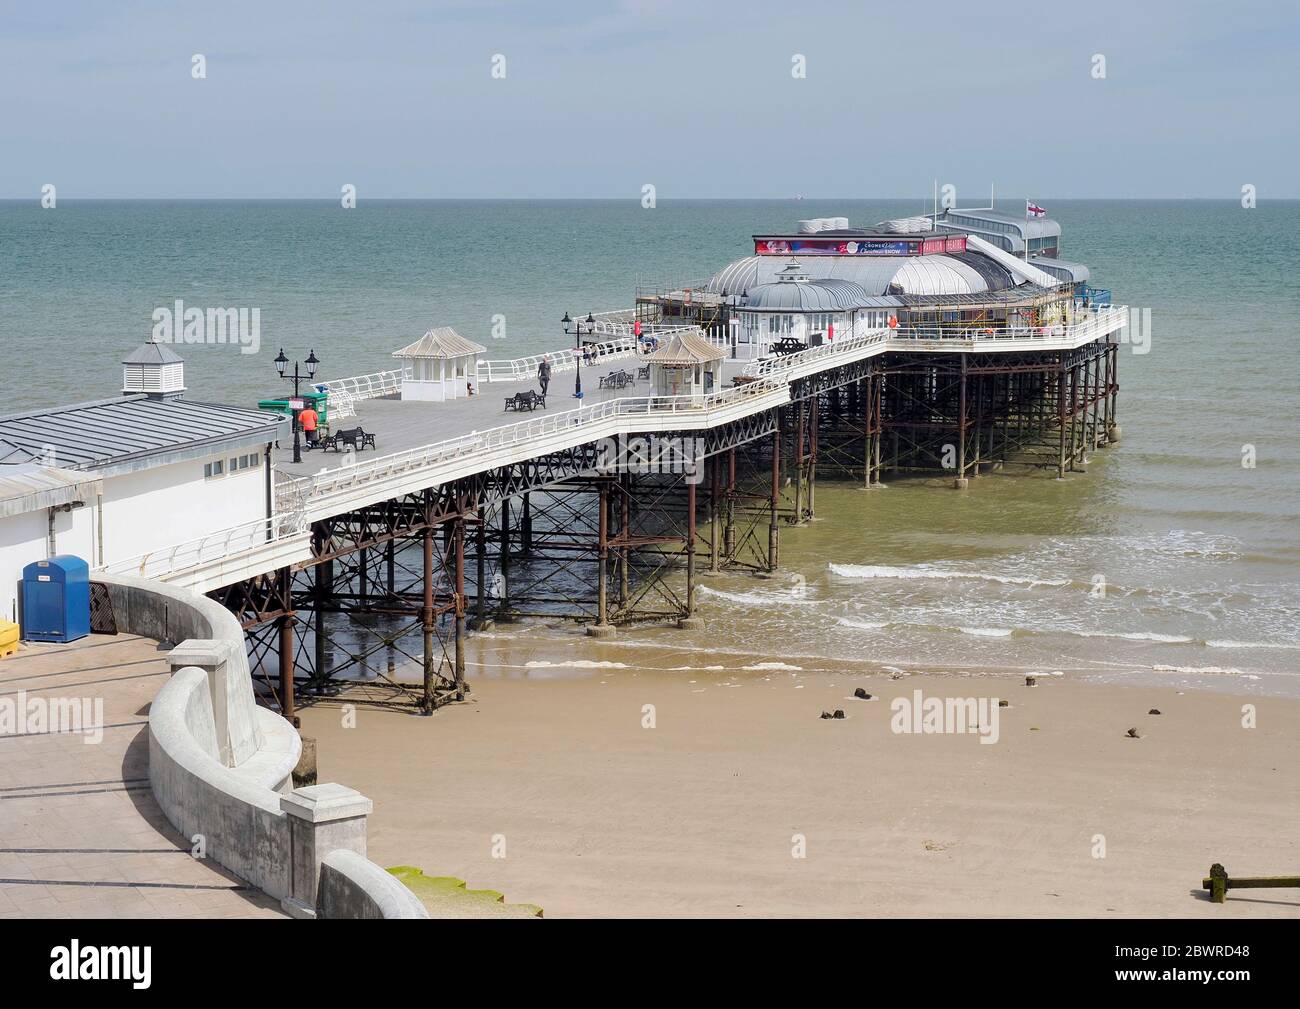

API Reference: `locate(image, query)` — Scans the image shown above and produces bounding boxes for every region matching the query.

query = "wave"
[835,618,1295,653]
[1152,664,1244,676]
[829,563,1070,588]
[523,659,629,669]
[1071,630,1199,644]
[697,585,819,606]
[741,661,803,671]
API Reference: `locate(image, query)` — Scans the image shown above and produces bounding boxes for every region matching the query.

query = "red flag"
[827,321,834,341]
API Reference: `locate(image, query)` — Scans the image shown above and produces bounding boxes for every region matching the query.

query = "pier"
[99,301,1128,719]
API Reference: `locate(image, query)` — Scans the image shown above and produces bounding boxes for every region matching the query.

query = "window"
[204,459,225,479]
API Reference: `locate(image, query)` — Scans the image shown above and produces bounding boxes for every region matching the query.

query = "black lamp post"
[562,312,595,399]
[274,347,320,463]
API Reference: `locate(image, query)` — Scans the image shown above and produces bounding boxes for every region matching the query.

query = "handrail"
[317,368,406,407]
[740,306,1129,377]
[891,305,1128,343]
[306,376,787,504]
[743,328,891,378]
[475,336,641,384]
[97,513,308,580]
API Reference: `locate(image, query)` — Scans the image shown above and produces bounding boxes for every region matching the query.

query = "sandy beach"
[297,633,1300,918]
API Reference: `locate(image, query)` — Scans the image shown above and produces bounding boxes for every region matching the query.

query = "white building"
[392,327,486,402]
[0,343,286,621]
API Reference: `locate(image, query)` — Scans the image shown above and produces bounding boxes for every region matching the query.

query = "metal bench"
[599,369,635,390]
[504,389,547,412]
[323,427,376,452]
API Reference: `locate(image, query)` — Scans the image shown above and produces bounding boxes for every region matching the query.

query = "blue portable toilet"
[21,555,91,643]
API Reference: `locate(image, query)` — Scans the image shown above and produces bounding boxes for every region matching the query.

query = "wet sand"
[297,634,1300,918]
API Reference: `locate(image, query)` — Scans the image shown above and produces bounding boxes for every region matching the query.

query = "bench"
[637,365,650,380]
[771,337,807,356]
[598,369,635,390]
[504,389,547,412]
[321,427,376,452]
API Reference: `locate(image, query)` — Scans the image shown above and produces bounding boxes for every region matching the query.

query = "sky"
[1,0,1297,199]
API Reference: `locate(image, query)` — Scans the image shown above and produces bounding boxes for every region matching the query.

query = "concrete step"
[386,866,543,919]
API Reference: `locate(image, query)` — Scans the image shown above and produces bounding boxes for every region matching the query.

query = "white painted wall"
[99,452,268,566]
[0,449,270,619]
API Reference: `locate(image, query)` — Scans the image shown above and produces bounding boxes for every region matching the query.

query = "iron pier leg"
[277,568,296,724]
[454,515,466,700]
[808,394,818,517]
[709,454,721,573]
[421,527,434,714]
[681,474,700,628]
[474,516,490,630]
[768,414,780,573]
[589,480,615,637]
[497,498,512,622]
[521,492,533,555]
[724,448,737,562]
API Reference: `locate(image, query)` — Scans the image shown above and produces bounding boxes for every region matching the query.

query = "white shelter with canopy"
[645,328,725,401]
[392,327,486,402]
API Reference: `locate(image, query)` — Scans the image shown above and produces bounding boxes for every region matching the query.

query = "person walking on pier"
[538,355,552,396]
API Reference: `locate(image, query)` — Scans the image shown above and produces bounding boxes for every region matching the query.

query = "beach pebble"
[833,709,845,719]
[1025,675,1037,687]
[854,687,872,700]
[998,699,1009,708]
[1148,708,1162,715]
[1126,727,1141,738]
[820,711,832,719]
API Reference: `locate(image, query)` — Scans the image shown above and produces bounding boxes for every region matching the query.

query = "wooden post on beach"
[421,527,434,714]
[453,515,466,700]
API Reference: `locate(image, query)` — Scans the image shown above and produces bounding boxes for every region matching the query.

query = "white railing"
[476,336,644,384]
[304,376,787,507]
[97,513,308,581]
[892,305,1128,343]
[742,328,891,378]
[317,369,406,409]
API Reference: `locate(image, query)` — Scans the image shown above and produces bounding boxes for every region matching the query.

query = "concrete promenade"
[0,635,283,919]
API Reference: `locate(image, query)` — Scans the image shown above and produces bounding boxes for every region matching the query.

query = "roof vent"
[776,259,810,283]
[122,340,185,400]
[797,217,849,234]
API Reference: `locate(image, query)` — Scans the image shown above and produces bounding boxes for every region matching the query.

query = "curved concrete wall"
[319,850,429,920]
[98,572,427,919]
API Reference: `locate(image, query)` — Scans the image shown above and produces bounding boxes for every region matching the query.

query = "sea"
[2,199,1298,696]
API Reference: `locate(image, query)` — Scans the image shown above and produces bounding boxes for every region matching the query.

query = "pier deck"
[272,356,751,480]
